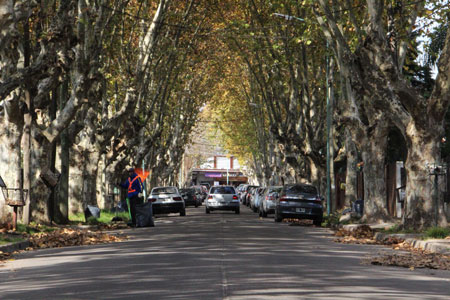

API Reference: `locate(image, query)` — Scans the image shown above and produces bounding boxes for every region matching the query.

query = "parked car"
[243,185,259,206]
[148,186,186,216]
[250,187,266,212]
[192,185,207,202]
[205,185,240,214]
[239,184,249,203]
[259,186,282,217]
[201,185,209,195]
[274,184,323,226]
[179,188,200,207]
[201,182,211,191]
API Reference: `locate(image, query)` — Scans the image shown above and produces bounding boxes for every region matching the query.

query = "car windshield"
[286,185,317,195]
[247,185,258,191]
[152,187,178,194]
[210,186,236,194]
[269,187,282,193]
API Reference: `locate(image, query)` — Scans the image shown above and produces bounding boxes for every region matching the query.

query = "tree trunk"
[29,132,53,223]
[0,109,22,221]
[82,150,100,208]
[344,128,358,208]
[55,81,69,224]
[22,89,32,224]
[308,157,320,191]
[21,16,32,224]
[403,125,448,228]
[361,124,390,222]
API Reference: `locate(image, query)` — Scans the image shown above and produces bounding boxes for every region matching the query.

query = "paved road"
[1,205,449,299]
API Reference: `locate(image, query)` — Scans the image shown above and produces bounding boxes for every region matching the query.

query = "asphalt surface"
[1,205,450,300]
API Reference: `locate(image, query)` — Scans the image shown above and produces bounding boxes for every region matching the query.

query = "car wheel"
[195,203,198,208]
[274,209,282,222]
[180,210,186,216]
[206,207,210,214]
[313,217,322,226]
[235,209,240,214]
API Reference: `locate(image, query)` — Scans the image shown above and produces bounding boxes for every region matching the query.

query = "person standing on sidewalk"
[120,167,143,227]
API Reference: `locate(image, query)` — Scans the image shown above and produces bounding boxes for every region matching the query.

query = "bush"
[86,216,100,225]
[382,224,417,234]
[322,213,341,228]
[69,210,129,225]
[424,227,450,239]
[16,223,55,234]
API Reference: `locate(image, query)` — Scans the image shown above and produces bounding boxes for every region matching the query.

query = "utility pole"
[326,49,334,215]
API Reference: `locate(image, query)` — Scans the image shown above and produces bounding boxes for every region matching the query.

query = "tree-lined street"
[1,0,450,230]
[1,1,450,297]
[1,206,449,299]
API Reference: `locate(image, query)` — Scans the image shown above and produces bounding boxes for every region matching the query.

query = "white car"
[148,186,186,216]
[205,185,240,214]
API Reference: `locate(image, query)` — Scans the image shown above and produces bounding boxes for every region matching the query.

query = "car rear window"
[210,186,236,194]
[152,187,177,194]
[285,185,317,195]
[269,187,282,193]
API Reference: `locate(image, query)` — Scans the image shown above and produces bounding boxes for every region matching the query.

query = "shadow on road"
[0,205,449,299]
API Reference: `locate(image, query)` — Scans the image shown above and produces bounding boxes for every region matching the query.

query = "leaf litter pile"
[1,224,128,264]
[334,225,450,270]
[28,228,126,249]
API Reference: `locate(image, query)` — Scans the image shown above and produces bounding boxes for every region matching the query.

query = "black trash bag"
[84,205,101,221]
[135,202,155,227]
[111,216,123,222]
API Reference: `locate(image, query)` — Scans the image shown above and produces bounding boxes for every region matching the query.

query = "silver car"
[205,185,240,214]
[148,186,186,216]
[251,187,266,213]
[259,186,282,217]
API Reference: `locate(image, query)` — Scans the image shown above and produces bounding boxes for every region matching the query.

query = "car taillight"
[280,196,288,202]
[148,198,157,202]
[233,195,238,200]
[173,197,182,201]
[314,196,322,204]
[208,195,213,199]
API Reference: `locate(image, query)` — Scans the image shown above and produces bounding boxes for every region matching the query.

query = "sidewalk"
[342,223,450,255]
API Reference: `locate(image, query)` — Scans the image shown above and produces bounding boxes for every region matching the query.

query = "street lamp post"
[325,42,332,216]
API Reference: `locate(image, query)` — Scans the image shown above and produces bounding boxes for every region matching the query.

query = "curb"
[0,240,30,254]
[343,224,450,255]
[407,239,450,255]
